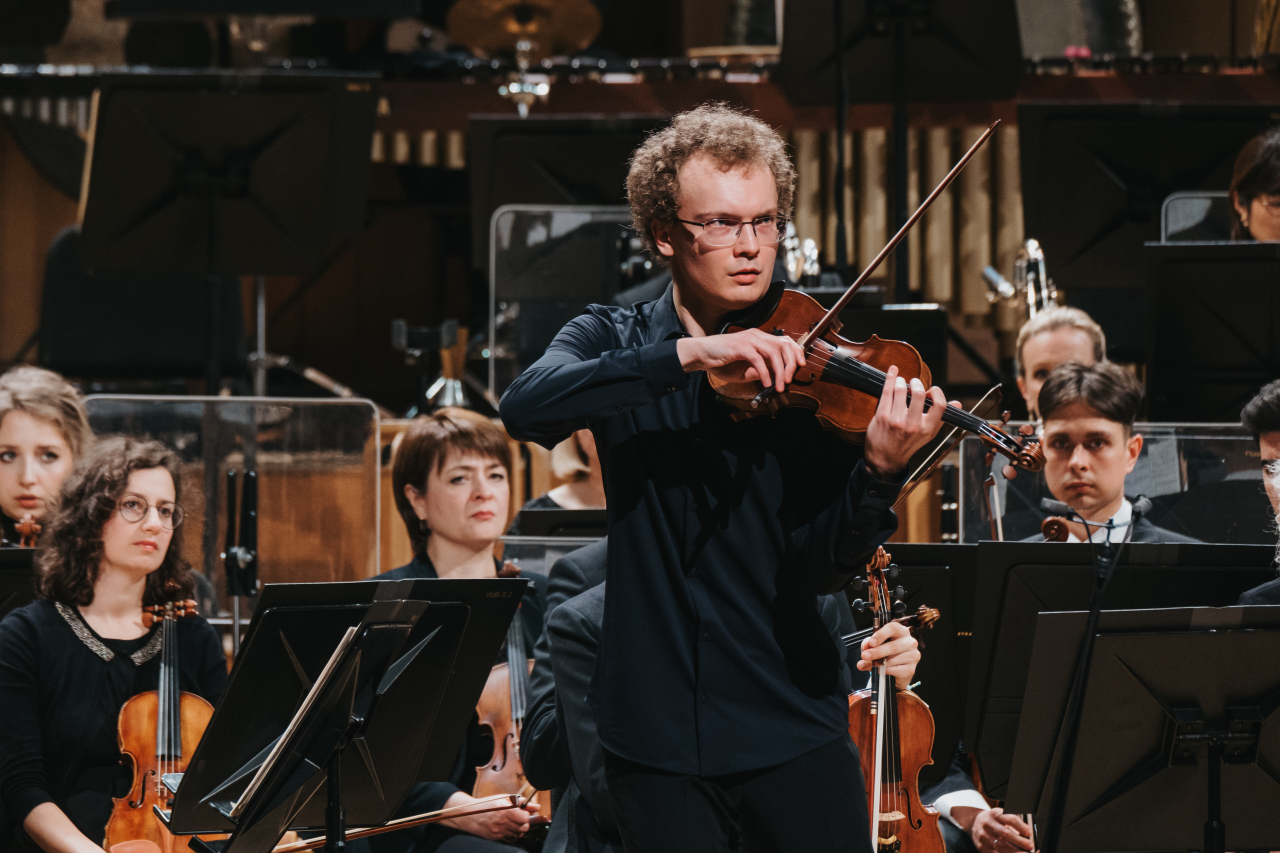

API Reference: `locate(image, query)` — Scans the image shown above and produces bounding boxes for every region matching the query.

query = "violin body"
[473,661,552,836]
[719,288,931,444]
[106,690,213,853]
[847,687,944,853]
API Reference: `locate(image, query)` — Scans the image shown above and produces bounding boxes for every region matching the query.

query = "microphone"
[1131,495,1153,518]
[1041,497,1073,516]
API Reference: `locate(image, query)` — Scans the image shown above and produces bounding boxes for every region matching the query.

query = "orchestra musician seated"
[0,437,227,853]
[1240,378,1280,514]
[1229,128,1280,243]
[1024,361,1200,544]
[1013,307,1104,422]
[1236,380,1280,606]
[363,408,546,853]
[0,367,92,547]
[519,542,922,853]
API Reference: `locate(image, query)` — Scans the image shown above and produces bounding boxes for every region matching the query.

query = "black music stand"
[0,548,37,621]
[162,577,526,853]
[1144,241,1280,422]
[964,541,1278,800]
[513,509,609,539]
[77,71,376,617]
[848,544,977,788]
[778,0,1021,298]
[1006,606,1280,853]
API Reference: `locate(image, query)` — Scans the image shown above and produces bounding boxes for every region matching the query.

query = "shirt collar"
[1066,498,1133,544]
[643,282,688,342]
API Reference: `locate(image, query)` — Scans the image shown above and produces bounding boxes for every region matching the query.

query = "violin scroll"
[141,600,198,627]
[1041,517,1070,542]
[16,514,41,548]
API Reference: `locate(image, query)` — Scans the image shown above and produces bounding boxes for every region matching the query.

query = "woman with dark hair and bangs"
[0,436,227,853]
[367,408,546,853]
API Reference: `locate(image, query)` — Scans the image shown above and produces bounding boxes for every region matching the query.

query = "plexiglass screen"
[499,536,601,578]
[958,423,1272,544]
[85,396,380,616]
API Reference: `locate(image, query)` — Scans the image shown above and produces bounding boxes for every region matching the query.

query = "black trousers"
[604,734,872,853]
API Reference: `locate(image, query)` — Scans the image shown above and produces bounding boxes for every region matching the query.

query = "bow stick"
[268,795,520,853]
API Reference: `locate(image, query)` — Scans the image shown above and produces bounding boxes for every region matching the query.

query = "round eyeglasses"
[117,495,185,529]
[675,216,788,248]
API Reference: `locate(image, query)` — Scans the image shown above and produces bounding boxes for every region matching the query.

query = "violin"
[847,548,945,853]
[713,122,1045,479]
[472,563,551,844]
[105,594,217,853]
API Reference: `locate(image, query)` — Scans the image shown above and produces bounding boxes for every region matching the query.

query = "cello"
[104,592,215,853]
[847,548,945,853]
[472,563,551,843]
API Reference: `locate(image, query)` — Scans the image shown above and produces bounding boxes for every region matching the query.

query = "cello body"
[847,688,945,853]
[106,691,214,853]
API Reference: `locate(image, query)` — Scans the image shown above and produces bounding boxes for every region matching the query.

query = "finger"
[777,337,798,387]
[763,338,787,392]
[923,386,947,429]
[791,337,806,368]
[908,377,927,421]
[744,349,771,388]
[879,365,899,413]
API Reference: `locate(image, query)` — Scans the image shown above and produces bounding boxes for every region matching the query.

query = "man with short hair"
[1240,378,1280,514]
[1026,361,1198,544]
[502,103,941,852]
[1014,307,1106,420]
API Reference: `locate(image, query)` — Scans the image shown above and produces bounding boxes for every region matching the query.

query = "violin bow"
[753,121,1001,410]
[267,795,519,853]
[892,383,1004,512]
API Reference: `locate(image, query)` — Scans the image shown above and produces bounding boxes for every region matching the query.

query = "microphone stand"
[1038,499,1131,853]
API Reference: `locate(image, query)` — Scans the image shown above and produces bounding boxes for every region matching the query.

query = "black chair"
[38,226,246,381]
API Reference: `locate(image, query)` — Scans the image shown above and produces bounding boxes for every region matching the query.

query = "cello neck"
[157,607,180,761]
[506,612,528,730]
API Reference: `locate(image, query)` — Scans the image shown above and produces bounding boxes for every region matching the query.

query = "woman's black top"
[1,514,21,547]
[374,554,547,813]
[0,599,227,848]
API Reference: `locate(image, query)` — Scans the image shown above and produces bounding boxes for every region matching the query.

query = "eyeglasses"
[117,495,185,529]
[1254,196,1280,214]
[675,216,788,248]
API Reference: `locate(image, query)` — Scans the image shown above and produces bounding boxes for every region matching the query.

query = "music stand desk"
[165,577,526,853]
[1007,606,1280,853]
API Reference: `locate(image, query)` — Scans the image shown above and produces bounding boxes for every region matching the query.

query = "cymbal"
[446,0,601,62]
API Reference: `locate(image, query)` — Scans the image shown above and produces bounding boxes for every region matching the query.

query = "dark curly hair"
[37,436,193,607]
[627,102,796,262]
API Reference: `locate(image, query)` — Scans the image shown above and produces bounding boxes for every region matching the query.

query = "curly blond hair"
[627,103,795,262]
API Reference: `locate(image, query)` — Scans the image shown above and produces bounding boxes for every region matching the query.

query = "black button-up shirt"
[500,285,902,776]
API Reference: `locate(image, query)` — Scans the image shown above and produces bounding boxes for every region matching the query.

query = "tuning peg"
[893,586,905,600]
[852,599,867,612]
[886,565,900,580]
[999,410,1012,426]
[850,577,866,592]
[892,601,907,617]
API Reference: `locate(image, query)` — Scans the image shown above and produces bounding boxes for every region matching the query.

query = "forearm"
[501,341,687,446]
[23,803,105,853]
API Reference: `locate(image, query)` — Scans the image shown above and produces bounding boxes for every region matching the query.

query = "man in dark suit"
[1022,361,1200,545]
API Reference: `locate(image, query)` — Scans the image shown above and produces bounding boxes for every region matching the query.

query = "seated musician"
[520,540,918,853]
[1025,361,1199,544]
[1229,128,1280,243]
[0,437,227,853]
[1240,379,1280,514]
[505,429,605,535]
[501,102,939,852]
[0,367,92,546]
[367,407,546,853]
[1236,380,1280,605]
[1013,307,1104,422]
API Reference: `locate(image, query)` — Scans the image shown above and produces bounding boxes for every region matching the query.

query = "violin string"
[797,348,1020,454]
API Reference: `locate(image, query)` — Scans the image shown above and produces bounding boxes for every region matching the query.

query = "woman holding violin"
[371,408,546,853]
[0,437,226,853]
[500,104,948,853]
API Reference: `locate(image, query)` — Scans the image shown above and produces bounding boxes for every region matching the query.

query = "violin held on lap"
[105,593,218,853]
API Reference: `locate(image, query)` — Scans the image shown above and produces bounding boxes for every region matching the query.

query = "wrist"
[950,805,982,833]
[676,337,700,371]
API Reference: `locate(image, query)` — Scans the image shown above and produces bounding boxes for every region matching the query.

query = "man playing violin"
[501,103,946,853]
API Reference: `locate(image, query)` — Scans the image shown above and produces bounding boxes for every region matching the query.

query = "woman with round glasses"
[0,436,227,853]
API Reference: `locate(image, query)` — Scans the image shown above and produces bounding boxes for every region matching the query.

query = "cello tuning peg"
[892,600,907,617]
[886,565,900,580]
[852,599,867,612]
[850,577,866,592]
[893,586,905,600]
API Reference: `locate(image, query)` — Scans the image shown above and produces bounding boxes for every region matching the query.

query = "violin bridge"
[876,810,906,821]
